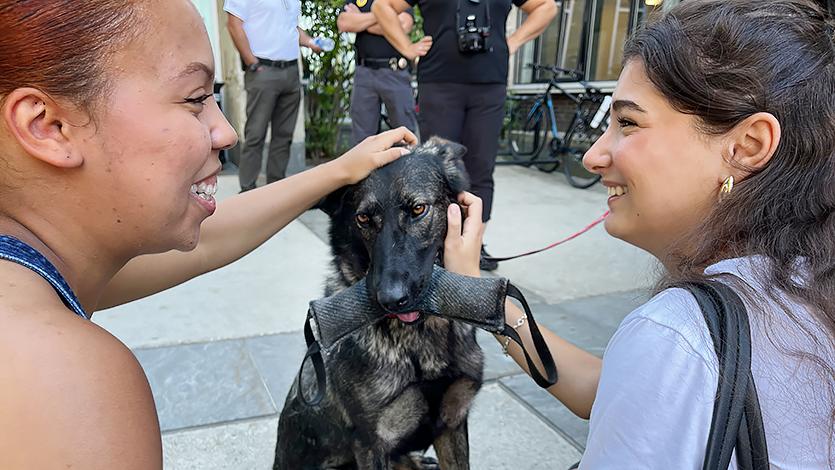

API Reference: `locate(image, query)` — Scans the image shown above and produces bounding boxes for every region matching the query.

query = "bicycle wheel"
[509,100,547,162]
[561,122,601,188]
[532,138,561,173]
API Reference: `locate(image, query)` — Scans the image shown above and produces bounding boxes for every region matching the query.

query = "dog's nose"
[377,288,410,312]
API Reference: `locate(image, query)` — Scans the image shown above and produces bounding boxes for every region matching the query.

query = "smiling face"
[69,0,237,255]
[583,60,728,262]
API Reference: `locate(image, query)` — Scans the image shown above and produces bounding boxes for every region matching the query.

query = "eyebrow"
[612,99,647,114]
[173,62,214,82]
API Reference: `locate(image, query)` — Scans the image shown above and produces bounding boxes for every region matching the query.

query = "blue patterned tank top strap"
[0,235,88,320]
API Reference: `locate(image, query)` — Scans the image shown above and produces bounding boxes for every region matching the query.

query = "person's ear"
[2,87,84,168]
[726,112,781,177]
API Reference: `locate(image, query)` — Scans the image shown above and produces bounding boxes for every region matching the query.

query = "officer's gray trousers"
[349,65,417,145]
[240,64,301,190]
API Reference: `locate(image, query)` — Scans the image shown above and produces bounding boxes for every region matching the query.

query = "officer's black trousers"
[418,82,506,222]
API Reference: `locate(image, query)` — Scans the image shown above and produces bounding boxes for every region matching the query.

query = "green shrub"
[301,2,424,162]
[301,0,354,162]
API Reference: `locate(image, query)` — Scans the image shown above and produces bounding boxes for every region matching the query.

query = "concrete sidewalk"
[94,164,655,469]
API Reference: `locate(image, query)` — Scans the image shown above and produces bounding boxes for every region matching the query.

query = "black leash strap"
[298,311,327,406]
[502,283,559,388]
[682,282,769,470]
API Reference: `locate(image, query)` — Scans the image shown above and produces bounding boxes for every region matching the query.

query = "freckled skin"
[0,1,237,468]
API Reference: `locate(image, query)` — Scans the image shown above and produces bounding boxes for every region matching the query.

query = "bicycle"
[501,64,611,189]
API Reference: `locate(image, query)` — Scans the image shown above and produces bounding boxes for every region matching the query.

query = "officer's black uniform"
[406,0,528,224]
[345,0,418,145]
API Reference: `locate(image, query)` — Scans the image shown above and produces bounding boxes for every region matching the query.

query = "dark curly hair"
[624,0,835,463]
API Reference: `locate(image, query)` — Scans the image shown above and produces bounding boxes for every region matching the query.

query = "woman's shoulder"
[612,256,769,366]
[615,286,717,367]
[0,291,162,468]
[587,288,720,468]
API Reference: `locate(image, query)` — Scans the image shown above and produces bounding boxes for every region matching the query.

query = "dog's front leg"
[433,421,469,470]
[433,377,479,470]
[438,378,479,430]
[353,444,392,470]
[354,386,428,470]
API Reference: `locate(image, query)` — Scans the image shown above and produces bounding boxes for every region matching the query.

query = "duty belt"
[256,58,298,68]
[357,57,409,71]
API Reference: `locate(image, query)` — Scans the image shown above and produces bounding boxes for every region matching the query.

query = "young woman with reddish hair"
[0,1,414,467]
[445,0,835,467]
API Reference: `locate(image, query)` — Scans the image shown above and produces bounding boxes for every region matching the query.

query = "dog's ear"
[315,186,352,217]
[424,136,470,194]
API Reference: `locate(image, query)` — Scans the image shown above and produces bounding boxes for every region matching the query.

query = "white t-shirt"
[581,257,834,469]
[224,0,301,61]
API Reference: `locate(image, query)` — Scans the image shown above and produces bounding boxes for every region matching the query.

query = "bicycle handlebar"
[527,63,605,95]
[528,63,583,81]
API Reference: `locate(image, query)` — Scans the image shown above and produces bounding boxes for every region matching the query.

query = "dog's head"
[321,137,469,323]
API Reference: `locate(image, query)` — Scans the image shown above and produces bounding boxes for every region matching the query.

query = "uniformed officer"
[338,0,426,145]
[374,0,557,271]
[225,0,323,192]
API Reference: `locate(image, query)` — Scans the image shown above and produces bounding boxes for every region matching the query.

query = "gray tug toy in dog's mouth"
[299,266,558,406]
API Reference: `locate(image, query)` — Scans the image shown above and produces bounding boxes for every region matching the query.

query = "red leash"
[483,211,610,262]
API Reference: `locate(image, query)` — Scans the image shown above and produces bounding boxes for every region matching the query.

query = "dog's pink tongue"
[395,311,421,323]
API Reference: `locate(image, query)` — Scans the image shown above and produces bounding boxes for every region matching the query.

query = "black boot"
[479,246,499,271]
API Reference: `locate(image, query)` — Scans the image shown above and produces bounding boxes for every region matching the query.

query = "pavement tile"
[478,330,529,381]
[487,166,657,303]
[557,288,648,330]
[94,218,330,348]
[466,383,582,469]
[135,340,275,432]
[500,374,589,452]
[94,174,332,349]
[161,385,581,470]
[526,303,619,357]
[522,290,646,357]
[163,417,279,470]
[297,208,331,245]
[244,333,308,410]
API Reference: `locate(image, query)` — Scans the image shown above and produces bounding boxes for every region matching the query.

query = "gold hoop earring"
[719,176,734,201]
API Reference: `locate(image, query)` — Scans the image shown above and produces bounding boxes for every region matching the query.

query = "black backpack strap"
[503,283,559,388]
[739,370,770,469]
[682,282,768,470]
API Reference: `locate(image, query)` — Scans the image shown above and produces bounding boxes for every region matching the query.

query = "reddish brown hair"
[0,1,143,108]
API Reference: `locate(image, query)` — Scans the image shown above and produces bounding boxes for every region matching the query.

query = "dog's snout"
[377,287,410,312]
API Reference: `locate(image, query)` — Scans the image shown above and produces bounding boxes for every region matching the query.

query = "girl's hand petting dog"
[334,127,418,184]
[444,191,484,278]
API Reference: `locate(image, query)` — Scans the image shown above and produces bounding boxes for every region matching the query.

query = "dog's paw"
[393,453,440,470]
[416,455,440,470]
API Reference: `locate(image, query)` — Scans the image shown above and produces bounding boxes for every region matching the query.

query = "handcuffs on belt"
[390,57,409,71]
[361,57,410,71]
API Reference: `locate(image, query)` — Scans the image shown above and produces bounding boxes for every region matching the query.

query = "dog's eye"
[356,213,370,226]
[411,204,427,218]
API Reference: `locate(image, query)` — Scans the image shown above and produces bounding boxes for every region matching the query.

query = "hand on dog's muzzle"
[299,266,558,406]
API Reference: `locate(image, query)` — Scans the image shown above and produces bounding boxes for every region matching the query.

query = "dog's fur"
[273,138,485,470]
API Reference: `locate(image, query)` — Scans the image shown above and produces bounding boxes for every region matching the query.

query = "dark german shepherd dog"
[273,138,485,470]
